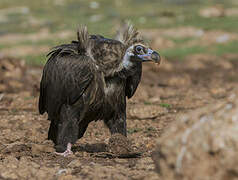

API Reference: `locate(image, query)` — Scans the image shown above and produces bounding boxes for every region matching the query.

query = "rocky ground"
[0,53,237,179]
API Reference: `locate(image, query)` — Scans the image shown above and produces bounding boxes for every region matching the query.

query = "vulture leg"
[54,104,79,154]
[48,119,58,144]
[104,108,127,137]
[55,143,72,157]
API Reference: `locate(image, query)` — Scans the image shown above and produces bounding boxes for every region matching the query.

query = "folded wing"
[39,45,95,118]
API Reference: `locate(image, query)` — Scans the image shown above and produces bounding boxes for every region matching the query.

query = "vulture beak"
[138,49,161,64]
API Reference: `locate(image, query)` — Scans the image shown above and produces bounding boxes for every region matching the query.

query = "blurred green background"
[0,0,237,65]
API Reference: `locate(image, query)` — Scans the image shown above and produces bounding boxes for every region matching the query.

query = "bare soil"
[0,55,237,180]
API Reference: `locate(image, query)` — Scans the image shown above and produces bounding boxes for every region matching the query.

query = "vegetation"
[0,0,237,64]
[160,103,171,108]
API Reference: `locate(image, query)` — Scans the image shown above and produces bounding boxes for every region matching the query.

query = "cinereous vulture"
[39,25,160,156]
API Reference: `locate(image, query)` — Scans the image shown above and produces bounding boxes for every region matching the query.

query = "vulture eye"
[135,45,144,54]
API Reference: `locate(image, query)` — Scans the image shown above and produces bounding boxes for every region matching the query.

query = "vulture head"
[117,25,160,68]
[77,25,160,77]
[122,43,160,67]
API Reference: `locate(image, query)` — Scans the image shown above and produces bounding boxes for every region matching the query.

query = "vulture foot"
[55,143,73,157]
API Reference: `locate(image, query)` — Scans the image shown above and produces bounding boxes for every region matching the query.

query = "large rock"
[152,89,238,180]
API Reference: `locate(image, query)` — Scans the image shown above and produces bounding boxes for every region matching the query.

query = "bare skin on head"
[38,25,160,156]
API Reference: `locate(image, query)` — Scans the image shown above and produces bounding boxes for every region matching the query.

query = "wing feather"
[39,44,95,118]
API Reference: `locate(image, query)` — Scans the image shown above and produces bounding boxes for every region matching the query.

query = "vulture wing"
[39,44,94,118]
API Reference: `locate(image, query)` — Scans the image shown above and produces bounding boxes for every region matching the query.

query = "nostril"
[151,52,160,61]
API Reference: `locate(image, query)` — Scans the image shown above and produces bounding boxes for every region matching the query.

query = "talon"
[55,150,73,157]
[55,143,73,157]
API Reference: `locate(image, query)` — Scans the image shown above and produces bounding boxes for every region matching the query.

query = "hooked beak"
[138,49,161,64]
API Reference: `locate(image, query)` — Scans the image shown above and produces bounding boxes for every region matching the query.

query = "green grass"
[144,101,152,105]
[161,45,207,60]
[160,40,238,60]
[1,0,237,34]
[213,40,238,56]
[169,37,195,44]
[0,0,238,64]
[127,127,142,134]
[24,54,46,66]
[144,127,157,133]
[0,44,11,50]
[160,103,171,108]
[17,38,73,48]
[180,16,238,32]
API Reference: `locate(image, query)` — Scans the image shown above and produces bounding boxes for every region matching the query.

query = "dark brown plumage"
[39,25,160,155]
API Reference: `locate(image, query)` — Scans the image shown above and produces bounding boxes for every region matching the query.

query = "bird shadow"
[72,143,109,153]
[72,143,142,158]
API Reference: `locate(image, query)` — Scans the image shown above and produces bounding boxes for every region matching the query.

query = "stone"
[152,88,238,180]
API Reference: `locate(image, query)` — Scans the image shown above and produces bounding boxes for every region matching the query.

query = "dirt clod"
[108,133,132,155]
[31,144,55,155]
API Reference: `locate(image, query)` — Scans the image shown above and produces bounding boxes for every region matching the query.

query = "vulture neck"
[98,49,142,78]
[116,54,142,79]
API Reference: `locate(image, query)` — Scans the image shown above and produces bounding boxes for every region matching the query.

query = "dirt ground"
[0,53,238,179]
